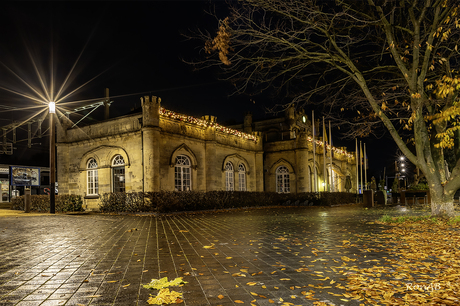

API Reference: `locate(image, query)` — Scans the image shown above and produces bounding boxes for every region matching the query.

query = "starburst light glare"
[49,102,56,113]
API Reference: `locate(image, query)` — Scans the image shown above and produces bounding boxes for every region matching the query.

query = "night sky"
[0,1,400,183]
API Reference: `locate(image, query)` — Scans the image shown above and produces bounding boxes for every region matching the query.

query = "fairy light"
[306,136,354,159]
[159,107,258,142]
[159,107,353,157]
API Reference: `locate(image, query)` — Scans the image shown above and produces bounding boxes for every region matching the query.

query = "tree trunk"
[429,187,456,217]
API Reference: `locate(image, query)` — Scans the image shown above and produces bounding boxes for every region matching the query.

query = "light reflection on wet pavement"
[0,204,430,305]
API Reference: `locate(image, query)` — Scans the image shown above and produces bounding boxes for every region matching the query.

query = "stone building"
[56,96,357,210]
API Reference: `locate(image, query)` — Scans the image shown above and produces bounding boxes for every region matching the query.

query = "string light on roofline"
[306,136,354,159]
[159,107,353,158]
[159,107,258,142]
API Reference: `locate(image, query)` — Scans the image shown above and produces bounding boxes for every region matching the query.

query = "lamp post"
[49,102,55,214]
[397,156,407,191]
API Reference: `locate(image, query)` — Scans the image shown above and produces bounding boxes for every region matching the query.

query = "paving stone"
[0,205,426,305]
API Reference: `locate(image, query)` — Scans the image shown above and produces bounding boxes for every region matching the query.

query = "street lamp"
[49,102,55,214]
[49,102,55,114]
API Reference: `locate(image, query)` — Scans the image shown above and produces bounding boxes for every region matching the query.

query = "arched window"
[225,162,234,191]
[238,164,246,191]
[87,158,98,195]
[112,155,125,193]
[175,155,191,191]
[276,166,290,193]
[308,166,313,192]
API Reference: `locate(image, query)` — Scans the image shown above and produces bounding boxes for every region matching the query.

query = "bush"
[408,183,429,190]
[11,194,83,212]
[98,191,357,213]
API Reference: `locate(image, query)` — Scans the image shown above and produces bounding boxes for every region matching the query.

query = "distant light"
[401,168,406,172]
[49,102,56,114]
[401,163,405,167]
[400,156,405,161]
[322,182,325,186]
[302,116,306,123]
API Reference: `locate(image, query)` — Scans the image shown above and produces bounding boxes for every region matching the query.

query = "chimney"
[244,111,253,133]
[104,88,110,120]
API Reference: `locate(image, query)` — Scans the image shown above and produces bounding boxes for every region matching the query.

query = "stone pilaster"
[141,96,161,192]
[295,132,309,193]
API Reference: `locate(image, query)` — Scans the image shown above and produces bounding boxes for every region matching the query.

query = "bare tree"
[193,0,460,216]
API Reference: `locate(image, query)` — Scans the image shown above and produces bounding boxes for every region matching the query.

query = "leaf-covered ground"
[335,217,460,305]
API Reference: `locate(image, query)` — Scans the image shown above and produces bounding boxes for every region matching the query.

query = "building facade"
[56,96,357,210]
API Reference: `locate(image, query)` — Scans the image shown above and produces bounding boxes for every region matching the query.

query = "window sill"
[85,195,100,199]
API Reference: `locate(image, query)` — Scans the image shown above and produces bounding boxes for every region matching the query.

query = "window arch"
[112,155,125,192]
[112,154,125,166]
[225,162,234,191]
[276,166,290,193]
[238,163,246,191]
[87,158,98,195]
[175,155,191,191]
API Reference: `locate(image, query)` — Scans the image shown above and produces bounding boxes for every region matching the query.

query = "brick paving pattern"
[0,205,395,306]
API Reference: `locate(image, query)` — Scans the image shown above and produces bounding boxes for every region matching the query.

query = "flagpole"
[360,141,364,193]
[329,120,333,192]
[364,142,368,191]
[355,139,359,194]
[322,117,327,192]
[312,111,317,192]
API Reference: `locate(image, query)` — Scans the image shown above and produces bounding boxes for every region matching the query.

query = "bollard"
[24,187,31,213]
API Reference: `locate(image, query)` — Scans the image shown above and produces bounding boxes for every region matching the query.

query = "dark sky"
[0,1,400,183]
[0,1,264,120]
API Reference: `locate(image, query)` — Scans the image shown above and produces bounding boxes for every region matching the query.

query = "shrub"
[10,194,83,212]
[98,191,357,213]
[408,183,429,190]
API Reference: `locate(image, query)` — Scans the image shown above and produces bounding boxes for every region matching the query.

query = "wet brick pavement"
[0,205,408,306]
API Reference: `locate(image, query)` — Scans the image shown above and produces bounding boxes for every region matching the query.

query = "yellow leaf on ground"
[235,300,244,304]
[147,288,183,305]
[218,295,224,299]
[247,282,257,286]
